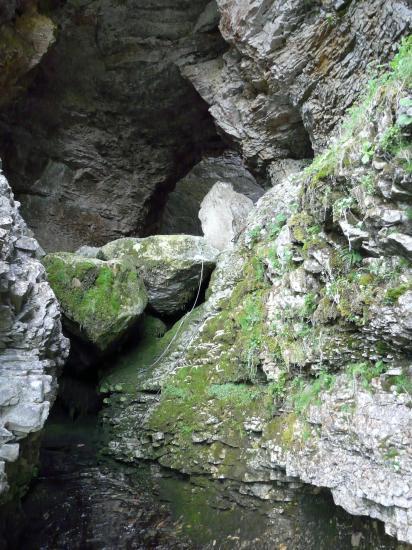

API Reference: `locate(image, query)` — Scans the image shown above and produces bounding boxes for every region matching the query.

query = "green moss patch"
[43,252,148,351]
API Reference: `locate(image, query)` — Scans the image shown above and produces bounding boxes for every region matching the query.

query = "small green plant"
[379,124,402,154]
[384,447,399,460]
[390,36,412,86]
[304,144,339,184]
[307,224,322,236]
[239,294,263,330]
[340,247,363,267]
[360,174,375,194]
[299,292,318,319]
[384,283,411,305]
[267,245,294,275]
[279,246,294,271]
[269,213,287,239]
[361,141,375,164]
[248,226,262,243]
[340,402,354,414]
[347,360,387,389]
[268,373,288,400]
[208,383,260,404]
[332,196,355,220]
[393,374,412,395]
[291,371,335,415]
[252,256,266,282]
[163,384,189,400]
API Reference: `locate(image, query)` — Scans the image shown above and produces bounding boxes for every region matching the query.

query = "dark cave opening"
[0,0,229,253]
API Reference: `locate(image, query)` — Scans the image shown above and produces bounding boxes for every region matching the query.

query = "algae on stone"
[43,252,148,351]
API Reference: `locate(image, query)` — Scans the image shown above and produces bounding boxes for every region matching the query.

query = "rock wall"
[100,36,412,544]
[185,0,412,173]
[0,169,69,503]
[0,0,226,252]
[0,0,56,108]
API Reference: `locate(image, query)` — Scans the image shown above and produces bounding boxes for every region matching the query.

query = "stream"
[9,403,406,549]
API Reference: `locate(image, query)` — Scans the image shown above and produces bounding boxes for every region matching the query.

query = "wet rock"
[43,252,148,351]
[339,220,369,249]
[101,235,219,316]
[0,171,68,503]
[199,181,254,250]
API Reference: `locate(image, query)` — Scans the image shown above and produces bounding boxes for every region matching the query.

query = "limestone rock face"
[199,181,254,250]
[184,0,412,172]
[160,152,264,235]
[43,253,148,352]
[101,235,219,316]
[0,0,226,252]
[0,171,69,502]
[100,42,412,544]
[0,1,55,108]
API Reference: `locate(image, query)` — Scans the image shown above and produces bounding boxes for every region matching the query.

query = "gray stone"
[101,235,219,316]
[385,233,412,259]
[43,252,148,351]
[199,182,254,250]
[75,246,105,260]
[160,152,264,236]
[0,171,68,502]
[0,444,19,463]
[339,219,369,249]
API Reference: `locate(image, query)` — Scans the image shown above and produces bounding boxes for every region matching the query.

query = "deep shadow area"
[8,403,402,550]
[0,0,228,252]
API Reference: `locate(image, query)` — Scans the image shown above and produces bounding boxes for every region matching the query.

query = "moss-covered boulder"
[43,252,148,351]
[100,235,219,316]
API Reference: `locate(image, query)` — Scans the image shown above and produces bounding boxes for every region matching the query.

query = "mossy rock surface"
[100,235,218,316]
[43,252,148,351]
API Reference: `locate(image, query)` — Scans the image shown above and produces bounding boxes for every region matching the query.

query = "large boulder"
[100,235,219,316]
[199,181,254,250]
[160,152,264,235]
[43,253,148,351]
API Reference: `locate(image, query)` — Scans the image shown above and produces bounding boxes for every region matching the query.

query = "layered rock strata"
[100,40,412,543]
[185,0,412,172]
[0,170,69,502]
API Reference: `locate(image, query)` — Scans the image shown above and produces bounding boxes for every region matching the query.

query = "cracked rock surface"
[185,0,412,173]
[0,170,69,502]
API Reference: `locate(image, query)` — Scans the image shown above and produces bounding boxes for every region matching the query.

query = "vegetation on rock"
[43,252,148,351]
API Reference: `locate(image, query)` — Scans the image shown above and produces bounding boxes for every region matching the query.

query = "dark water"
[10,410,407,550]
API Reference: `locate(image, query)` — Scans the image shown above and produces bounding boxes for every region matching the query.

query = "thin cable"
[147,257,205,370]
